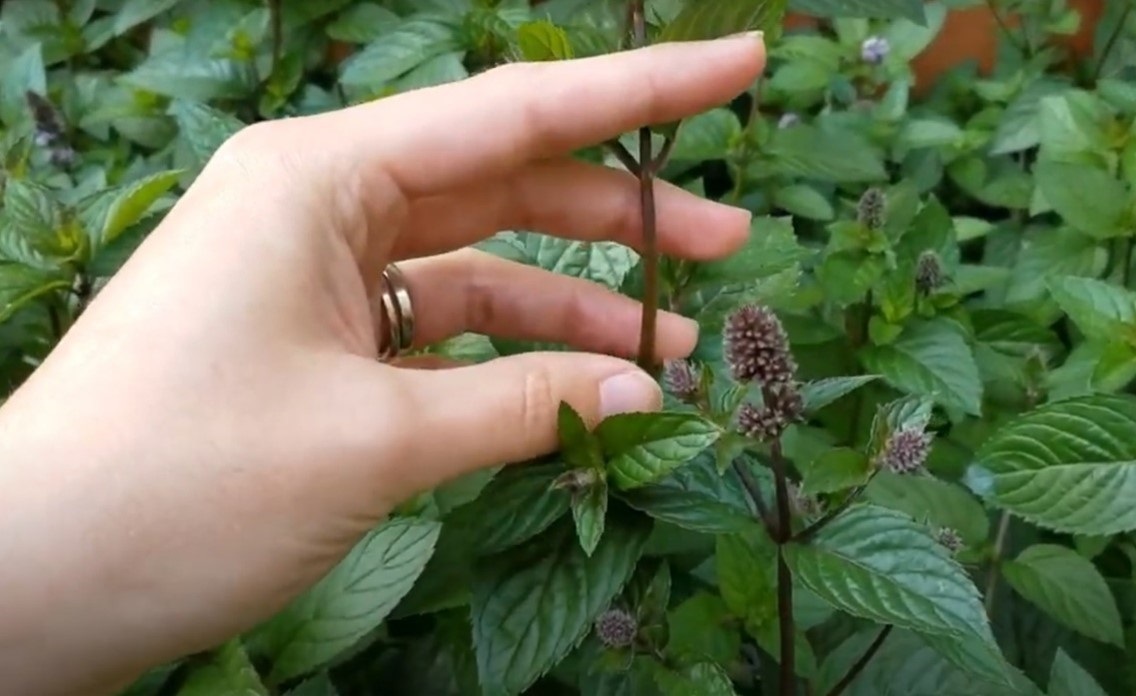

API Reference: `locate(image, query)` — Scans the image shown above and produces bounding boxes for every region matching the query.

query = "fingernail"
[724,30,764,41]
[600,371,662,418]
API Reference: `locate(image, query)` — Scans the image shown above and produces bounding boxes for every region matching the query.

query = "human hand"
[0,34,765,694]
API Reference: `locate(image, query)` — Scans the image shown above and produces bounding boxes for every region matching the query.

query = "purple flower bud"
[735,382,805,443]
[777,112,800,129]
[915,250,945,294]
[662,359,700,404]
[934,526,963,554]
[857,187,887,231]
[877,426,933,474]
[594,608,637,648]
[861,36,890,64]
[787,480,823,519]
[723,304,797,386]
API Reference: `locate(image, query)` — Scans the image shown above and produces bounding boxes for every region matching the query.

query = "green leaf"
[975,393,1136,535]
[784,505,996,646]
[596,412,721,490]
[800,375,880,412]
[1033,159,1129,239]
[1001,544,1122,647]
[817,628,1038,696]
[1047,275,1136,343]
[480,232,639,291]
[861,318,983,417]
[114,0,181,36]
[1036,90,1112,157]
[717,528,777,633]
[447,461,571,556]
[340,18,458,89]
[772,184,835,221]
[470,511,650,696]
[684,216,810,291]
[1,44,46,128]
[558,401,604,471]
[764,124,888,183]
[170,100,246,165]
[666,592,741,666]
[248,516,441,683]
[788,0,926,23]
[1047,648,1108,696]
[654,662,739,696]
[617,452,761,534]
[326,4,400,43]
[802,448,871,495]
[176,640,268,696]
[571,483,608,557]
[864,472,990,547]
[668,108,741,162]
[658,0,789,42]
[97,170,183,245]
[516,20,574,61]
[0,263,70,323]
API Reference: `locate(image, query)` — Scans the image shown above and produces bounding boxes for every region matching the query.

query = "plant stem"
[605,139,641,175]
[824,625,893,696]
[770,441,796,696]
[1122,235,1134,288]
[984,0,1029,56]
[984,511,1012,614]
[268,0,283,77]
[627,0,658,372]
[1094,3,1132,82]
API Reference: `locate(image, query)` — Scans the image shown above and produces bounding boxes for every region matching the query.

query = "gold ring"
[378,263,414,361]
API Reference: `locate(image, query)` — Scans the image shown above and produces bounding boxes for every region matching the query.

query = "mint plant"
[4,0,1136,694]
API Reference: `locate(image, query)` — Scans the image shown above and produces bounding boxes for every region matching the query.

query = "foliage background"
[5,0,1136,694]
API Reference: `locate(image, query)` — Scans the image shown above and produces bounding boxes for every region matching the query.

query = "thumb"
[382,351,662,495]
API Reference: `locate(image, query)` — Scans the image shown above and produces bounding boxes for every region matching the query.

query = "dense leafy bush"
[5,0,1136,694]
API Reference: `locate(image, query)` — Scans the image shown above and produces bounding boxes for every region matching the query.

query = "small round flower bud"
[915,250,945,294]
[861,36,890,64]
[723,304,797,386]
[934,527,963,554]
[662,359,700,404]
[777,112,800,129]
[877,427,933,474]
[551,468,599,499]
[857,187,887,231]
[736,382,805,443]
[594,608,637,648]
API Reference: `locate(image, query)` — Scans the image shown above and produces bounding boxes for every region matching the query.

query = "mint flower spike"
[723,304,797,386]
[736,382,805,443]
[857,187,887,231]
[915,250,946,294]
[878,426,933,474]
[662,359,699,403]
[594,608,637,648]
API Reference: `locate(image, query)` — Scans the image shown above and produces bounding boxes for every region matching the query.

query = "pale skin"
[0,34,766,695]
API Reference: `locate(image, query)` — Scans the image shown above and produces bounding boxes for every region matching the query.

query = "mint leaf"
[764,124,888,183]
[789,0,926,22]
[97,169,183,244]
[284,674,339,696]
[1048,649,1108,696]
[802,448,871,495]
[669,109,741,162]
[471,512,650,695]
[249,516,441,683]
[716,528,777,634]
[170,100,246,165]
[480,232,639,291]
[654,662,739,696]
[773,184,835,221]
[1047,275,1136,342]
[864,472,989,547]
[861,318,983,417]
[976,393,1136,535]
[571,482,607,557]
[557,401,603,471]
[684,216,810,291]
[339,18,458,90]
[800,375,880,412]
[666,592,741,666]
[617,452,762,533]
[1034,159,1129,239]
[177,640,268,696]
[447,461,571,556]
[1001,544,1123,646]
[784,505,996,645]
[596,412,721,490]
[658,0,789,42]
[516,20,574,61]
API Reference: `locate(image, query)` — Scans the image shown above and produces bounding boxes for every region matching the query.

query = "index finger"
[323,34,766,198]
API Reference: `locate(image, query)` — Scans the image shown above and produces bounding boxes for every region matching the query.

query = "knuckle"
[519,365,559,441]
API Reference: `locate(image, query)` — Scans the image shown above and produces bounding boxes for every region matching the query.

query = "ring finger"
[373,249,699,362]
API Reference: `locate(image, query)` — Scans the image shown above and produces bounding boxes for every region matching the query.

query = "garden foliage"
[4,0,1136,694]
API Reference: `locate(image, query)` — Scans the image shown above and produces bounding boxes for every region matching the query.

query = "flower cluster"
[857,187,887,231]
[724,305,797,386]
[787,480,824,519]
[877,426,933,474]
[594,608,637,649]
[915,250,945,294]
[861,36,890,64]
[662,359,700,404]
[25,91,76,169]
[934,527,963,554]
[736,382,805,442]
